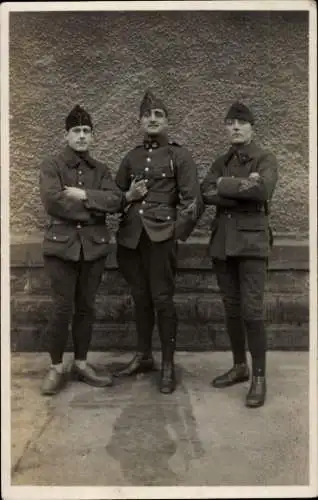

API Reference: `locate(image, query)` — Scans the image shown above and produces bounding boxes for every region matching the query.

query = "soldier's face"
[225,119,253,145]
[65,125,93,152]
[140,108,168,136]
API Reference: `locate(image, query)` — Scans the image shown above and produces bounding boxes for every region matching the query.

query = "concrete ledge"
[10,267,309,296]
[9,233,309,352]
[11,323,309,352]
[10,233,309,271]
[11,292,309,325]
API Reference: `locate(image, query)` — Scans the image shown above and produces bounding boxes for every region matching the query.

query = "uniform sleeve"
[84,164,126,214]
[200,158,239,208]
[174,147,204,241]
[39,157,91,221]
[217,152,278,202]
[115,153,132,192]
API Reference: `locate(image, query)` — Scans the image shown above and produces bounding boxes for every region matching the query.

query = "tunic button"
[53,236,57,240]
[146,157,151,162]
[145,167,149,172]
[139,209,144,214]
[167,216,171,220]
[142,200,146,205]
[227,214,232,219]
[148,148,152,153]
[101,238,105,242]
[78,181,83,186]
[76,223,82,228]
[162,173,166,177]
[78,170,82,175]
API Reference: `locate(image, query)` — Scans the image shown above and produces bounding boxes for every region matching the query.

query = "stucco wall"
[9,10,309,235]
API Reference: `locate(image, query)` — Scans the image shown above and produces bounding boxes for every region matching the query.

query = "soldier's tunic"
[201,141,278,370]
[40,145,125,363]
[115,134,203,356]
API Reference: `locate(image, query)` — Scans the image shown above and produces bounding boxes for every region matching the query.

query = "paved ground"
[8,352,311,488]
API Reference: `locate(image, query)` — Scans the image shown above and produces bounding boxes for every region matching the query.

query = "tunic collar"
[143,133,169,149]
[224,141,260,165]
[61,145,97,168]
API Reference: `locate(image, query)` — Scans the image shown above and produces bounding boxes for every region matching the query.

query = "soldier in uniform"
[114,90,203,394]
[201,102,278,407]
[40,105,146,395]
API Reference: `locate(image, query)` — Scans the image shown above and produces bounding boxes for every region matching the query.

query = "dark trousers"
[213,257,267,375]
[44,253,106,364]
[117,230,178,360]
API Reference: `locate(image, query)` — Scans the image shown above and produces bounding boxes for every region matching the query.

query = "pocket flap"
[237,217,266,231]
[152,164,175,179]
[90,234,109,244]
[154,207,175,221]
[45,233,70,242]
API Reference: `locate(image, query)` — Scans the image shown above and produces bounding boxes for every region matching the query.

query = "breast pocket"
[152,162,175,181]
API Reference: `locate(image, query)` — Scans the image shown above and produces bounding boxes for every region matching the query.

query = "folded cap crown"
[65,105,93,131]
[225,101,254,125]
[139,89,168,118]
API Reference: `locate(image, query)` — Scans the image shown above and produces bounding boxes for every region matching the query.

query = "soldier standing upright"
[201,102,278,407]
[40,105,146,395]
[114,90,203,394]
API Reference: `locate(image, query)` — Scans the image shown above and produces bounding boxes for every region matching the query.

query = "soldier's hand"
[249,172,261,180]
[64,186,87,200]
[126,179,148,203]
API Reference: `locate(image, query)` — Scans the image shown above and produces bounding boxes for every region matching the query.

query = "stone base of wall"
[10,233,309,352]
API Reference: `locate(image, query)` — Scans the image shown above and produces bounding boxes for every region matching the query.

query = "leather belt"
[50,218,105,226]
[219,204,265,215]
[145,190,178,204]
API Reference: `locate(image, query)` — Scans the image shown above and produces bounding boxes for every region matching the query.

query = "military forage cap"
[225,101,255,125]
[65,105,93,131]
[139,89,168,118]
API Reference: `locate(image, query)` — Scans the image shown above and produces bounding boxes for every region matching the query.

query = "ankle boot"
[245,375,266,408]
[114,352,155,377]
[211,363,249,388]
[160,359,176,394]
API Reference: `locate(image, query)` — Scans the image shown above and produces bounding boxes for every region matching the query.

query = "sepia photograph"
[1,1,317,499]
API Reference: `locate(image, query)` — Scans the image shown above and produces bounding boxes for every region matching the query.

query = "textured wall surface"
[9,10,309,235]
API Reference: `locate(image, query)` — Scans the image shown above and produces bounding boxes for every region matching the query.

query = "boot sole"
[41,388,63,396]
[41,380,67,396]
[72,371,113,387]
[211,375,250,388]
[245,399,266,408]
[160,386,176,394]
[113,364,156,377]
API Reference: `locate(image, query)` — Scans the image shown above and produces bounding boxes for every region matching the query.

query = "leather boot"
[245,375,266,408]
[72,363,113,387]
[157,310,177,394]
[41,367,67,395]
[114,352,155,377]
[160,359,176,394]
[211,363,250,388]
